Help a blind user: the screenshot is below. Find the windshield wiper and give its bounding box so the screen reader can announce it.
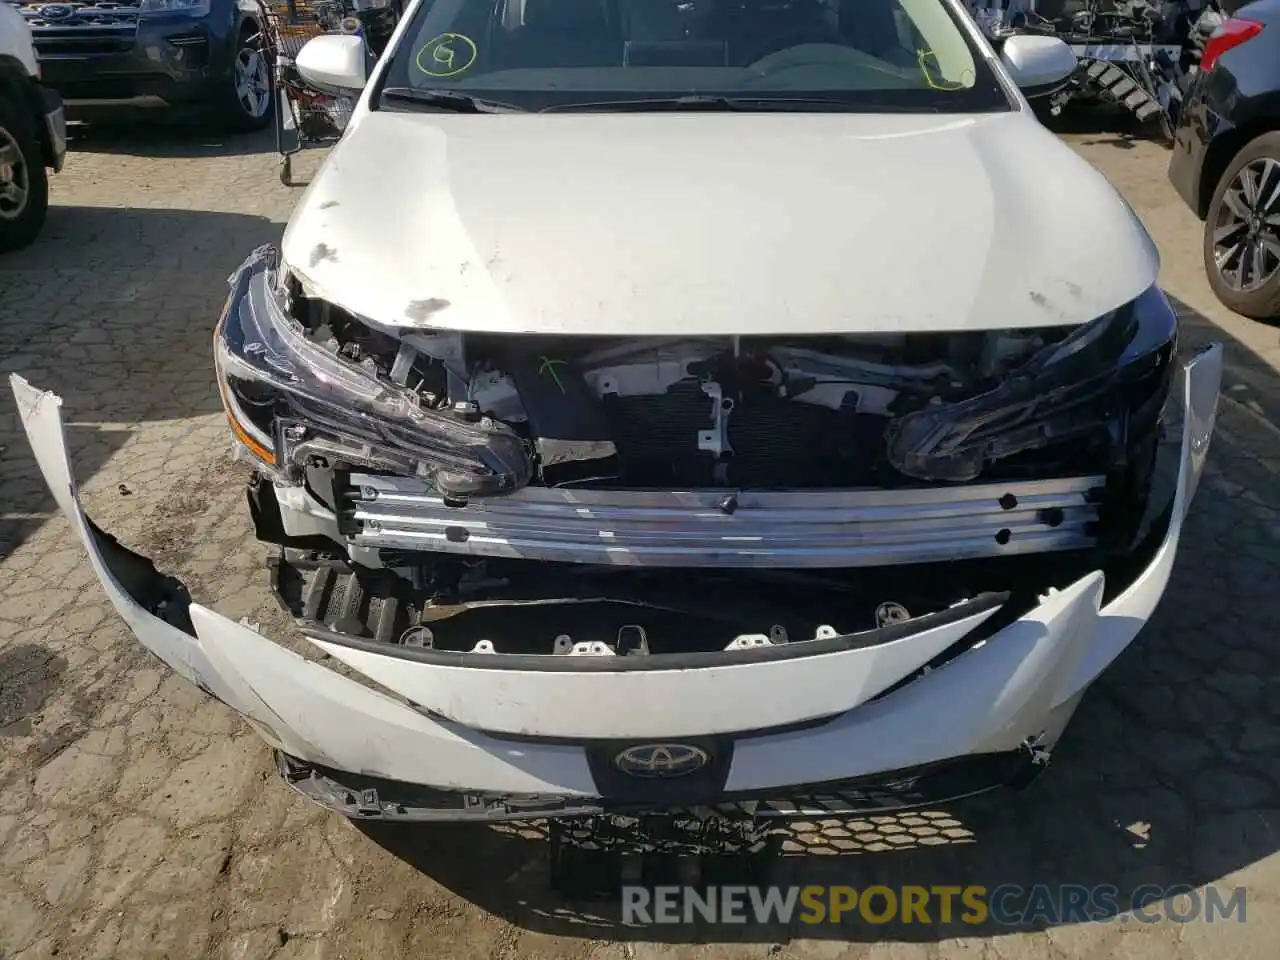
[379,87,526,113]
[540,95,929,113]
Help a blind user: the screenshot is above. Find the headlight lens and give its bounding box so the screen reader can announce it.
[886,284,1178,482]
[138,0,212,15]
[214,246,531,497]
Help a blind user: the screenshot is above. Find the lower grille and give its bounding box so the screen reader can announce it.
[33,27,137,56]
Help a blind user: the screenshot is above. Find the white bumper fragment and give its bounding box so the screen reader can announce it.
[8,344,1221,802]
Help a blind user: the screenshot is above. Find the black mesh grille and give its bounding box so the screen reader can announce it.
[602,381,715,486]
[601,379,886,488]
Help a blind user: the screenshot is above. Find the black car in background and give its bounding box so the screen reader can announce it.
[1168,0,1280,319]
[10,0,271,130]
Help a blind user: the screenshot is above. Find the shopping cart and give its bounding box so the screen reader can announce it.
[255,0,401,185]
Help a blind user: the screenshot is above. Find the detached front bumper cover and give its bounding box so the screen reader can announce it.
[7,343,1221,819]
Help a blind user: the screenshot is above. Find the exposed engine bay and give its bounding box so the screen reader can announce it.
[266,269,1169,493]
[214,247,1179,662]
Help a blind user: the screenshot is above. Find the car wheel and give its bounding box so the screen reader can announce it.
[0,91,50,254]
[1203,131,1280,320]
[218,27,273,133]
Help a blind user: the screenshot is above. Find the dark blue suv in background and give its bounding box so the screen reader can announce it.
[1168,0,1280,320]
[9,0,271,130]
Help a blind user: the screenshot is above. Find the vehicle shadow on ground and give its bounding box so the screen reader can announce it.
[0,204,281,558]
[357,295,1280,945]
[66,118,277,159]
[1042,102,1172,151]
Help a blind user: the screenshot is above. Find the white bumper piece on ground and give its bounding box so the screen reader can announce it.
[9,344,1221,817]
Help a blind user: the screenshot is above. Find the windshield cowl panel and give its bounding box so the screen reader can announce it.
[376,0,1010,115]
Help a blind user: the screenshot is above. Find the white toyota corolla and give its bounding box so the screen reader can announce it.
[15,0,1222,834]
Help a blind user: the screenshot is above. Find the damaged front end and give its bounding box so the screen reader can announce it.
[7,241,1220,824]
[218,244,1184,659]
[10,322,1220,820]
[223,246,1177,505]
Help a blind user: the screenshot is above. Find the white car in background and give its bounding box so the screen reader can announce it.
[15,0,1221,854]
[0,0,65,252]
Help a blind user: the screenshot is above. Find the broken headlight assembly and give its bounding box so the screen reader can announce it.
[213,247,531,497]
[886,284,1179,483]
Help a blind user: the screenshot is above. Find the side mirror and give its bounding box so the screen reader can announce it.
[1000,34,1077,97]
[295,34,367,93]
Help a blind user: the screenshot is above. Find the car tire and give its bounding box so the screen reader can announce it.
[0,90,50,254]
[217,25,274,133]
[1202,131,1280,320]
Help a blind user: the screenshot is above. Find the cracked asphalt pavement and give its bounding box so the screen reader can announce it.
[1,120,1279,959]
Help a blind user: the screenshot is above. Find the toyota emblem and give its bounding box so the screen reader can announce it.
[614,743,709,778]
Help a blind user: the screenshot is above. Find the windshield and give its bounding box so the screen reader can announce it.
[376,0,1010,113]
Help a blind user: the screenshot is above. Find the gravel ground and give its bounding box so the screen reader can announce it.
[1,117,1279,960]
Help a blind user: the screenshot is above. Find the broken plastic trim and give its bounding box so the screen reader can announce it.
[291,591,1009,671]
[216,245,531,496]
[82,516,197,637]
[887,283,1178,481]
[6,345,1223,809]
[276,747,1038,821]
[270,550,856,634]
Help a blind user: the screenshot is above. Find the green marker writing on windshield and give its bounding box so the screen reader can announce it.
[414,33,478,77]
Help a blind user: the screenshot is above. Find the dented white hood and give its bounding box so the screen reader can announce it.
[281,109,1159,337]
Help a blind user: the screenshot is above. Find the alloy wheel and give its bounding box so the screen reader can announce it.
[1211,156,1280,292]
[235,46,271,120]
[0,127,30,222]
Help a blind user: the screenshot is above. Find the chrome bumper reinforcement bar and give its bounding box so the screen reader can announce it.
[343,474,1105,568]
